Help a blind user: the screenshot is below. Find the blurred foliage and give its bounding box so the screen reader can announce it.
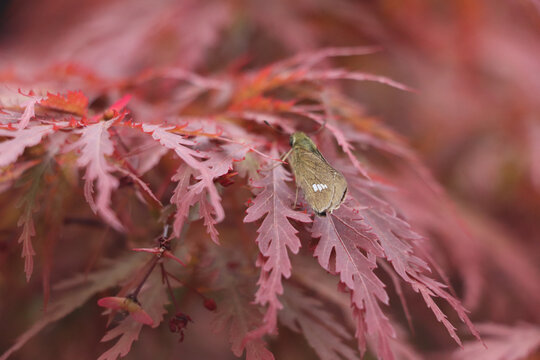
[0,0,539,359]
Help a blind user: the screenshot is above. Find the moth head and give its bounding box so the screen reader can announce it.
[289,132,317,151]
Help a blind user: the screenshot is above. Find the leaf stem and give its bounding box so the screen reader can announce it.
[131,256,159,299]
[160,264,179,311]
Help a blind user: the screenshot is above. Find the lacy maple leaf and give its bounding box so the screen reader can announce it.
[140,123,226,237]
[280,285,361,360]
[311,200,395,358]
[348,176,482,346]
[70,120,123,231]
[0,254,146,360]
[244,148,311,338]
[454,323,540,360]
[0,125,54,168]
[98,271,169,360]
[208,247,275,360]
[39,90,89,116]
[170,142,249,242]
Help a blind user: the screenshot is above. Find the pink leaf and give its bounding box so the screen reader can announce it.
[199,195,220,244]
[140,124,209,167]
[279,285,361,360]
[274,46,382,71]
[17,214,36,282]
[141,124,224,232]
[12,157,52,283]
[0,253,146,360]
[98,272,168,360]
[243,147,311,338]
[348,176,482,346]
[416,275,482,347]
[454,323,540,360]
[0,125,54,168]
[161,68,230,90]
[170,144,249,241]
[130,309,154,326]
[39,90,88,116]
[16,99,38,130]
[0,90,44,128]
[170,164,195,235]
[211,262,275,360]
[229,111,296,134]
[98,318,143,360]
[0,160,39,194]
[303,69,414,92]
[108,94,132,112]
[324,122,369,178]
[97,296,127,311]
[71,120,123,231]
[311,201,395,359]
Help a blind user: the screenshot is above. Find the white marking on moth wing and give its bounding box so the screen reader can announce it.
[312,184,327,192]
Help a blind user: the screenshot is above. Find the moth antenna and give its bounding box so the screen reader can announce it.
[263,120,286,134]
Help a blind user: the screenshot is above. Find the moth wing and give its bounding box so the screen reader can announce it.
[290,148,346,214]
[328,169,347,212]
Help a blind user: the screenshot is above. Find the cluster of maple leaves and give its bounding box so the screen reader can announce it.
[0,48,486,360]
[1,1,540,359]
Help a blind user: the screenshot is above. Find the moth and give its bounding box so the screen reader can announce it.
[287,131,347,216]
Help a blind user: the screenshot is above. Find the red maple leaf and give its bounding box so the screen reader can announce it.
[70,120,123,231]
[312,200,395,358]
[39,90,89,116]
[244,147,311,339]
